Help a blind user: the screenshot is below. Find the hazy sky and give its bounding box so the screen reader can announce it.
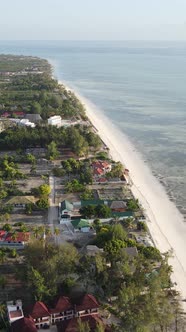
[1,0,186,40]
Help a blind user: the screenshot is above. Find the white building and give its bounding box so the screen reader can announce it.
[7,300,24,324]
[48,115,62,127]
[19,119,35,128]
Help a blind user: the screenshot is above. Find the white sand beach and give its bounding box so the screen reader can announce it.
[61,81,186,303]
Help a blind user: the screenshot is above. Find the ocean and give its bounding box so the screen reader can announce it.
[0,41,186,217]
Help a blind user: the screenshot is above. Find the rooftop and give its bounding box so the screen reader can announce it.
[11,317,37,332]
[57,314,111,332]
[5,232,30,243]
[75,294,99,312]
[86,245,104,256]
[9,310,23,319]
[110,200,127,209]
[25,301,50,319]
[61,200,74,212]
[5,195,38,205]
[71,219,90,229]
[50,296,72,314]
[122,247,138,258]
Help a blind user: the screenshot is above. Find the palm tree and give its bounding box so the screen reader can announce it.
[54,227,60,244]
[11,231,18,242]
[111,216,120,225]
[0,303,6,327]
[38,226,45,239]
[4,213,10,222]
[122,217,134,230]
[45,227,52,237]
[0,250,6,264]
[33,226,40,239]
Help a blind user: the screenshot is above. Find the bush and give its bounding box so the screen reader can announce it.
[14,221,24,226]
[36,198,49,209]
[65,179,85,193]
[9,249,18,258]
[96,151,109,160]
[25,203,33,215]
[2,223,12,232]
[137,221,147,232]
[141,246,161,261]
[52,167,66,177]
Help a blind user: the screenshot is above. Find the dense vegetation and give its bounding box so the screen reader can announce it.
[0,55,184,332]
[0,55,51,73]
[0,57,87,121]
[0,125,101,156]
[13,223,184,332]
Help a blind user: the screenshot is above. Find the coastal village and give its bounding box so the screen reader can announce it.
[0,55,185,332]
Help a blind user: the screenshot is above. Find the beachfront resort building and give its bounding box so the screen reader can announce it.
[25,301,51,329]
[91,160,111,182]
[9,294,108,331]
[48,115,62,127]
[10,317,37,332]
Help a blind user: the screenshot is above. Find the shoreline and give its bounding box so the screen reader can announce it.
[59,80,186,302]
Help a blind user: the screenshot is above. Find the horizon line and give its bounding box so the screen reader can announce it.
[0,39,186,42]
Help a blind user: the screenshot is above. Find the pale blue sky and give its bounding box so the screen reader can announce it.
[1,0,186,40]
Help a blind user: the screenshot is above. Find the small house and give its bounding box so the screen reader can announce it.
[59,200,74,224]
[7,300,24,324]
[92,160,111,181]
[0,232,30,249]
[122,247,138,259]
[71,219,91,233]
[19,119,35,128]
[86,245,104,257]
[109,200,127,212]
[25,114,42,123]
[60,200,74,215]
[48,115,62,127]
[5,196,38,209]
[12,111,25,118]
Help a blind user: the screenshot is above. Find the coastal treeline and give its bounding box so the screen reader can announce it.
[0,125,101,156]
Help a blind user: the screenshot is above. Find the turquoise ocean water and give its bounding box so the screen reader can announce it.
[0,41,185,217]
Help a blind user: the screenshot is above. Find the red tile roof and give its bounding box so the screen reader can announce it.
[97,178,107,183]
[13,111,25,116]
[9,310,22,319]
[101,162,110,168]
[76,294,99,312]
[57,314,111,332]
[11,317,37,332]
[5,232,30,243]
[0,230,6,241]
[26,301,50,319]
[50,296,72,314]
[92,161,110,169]
[1,112,10,117]
[93,168,104,175]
